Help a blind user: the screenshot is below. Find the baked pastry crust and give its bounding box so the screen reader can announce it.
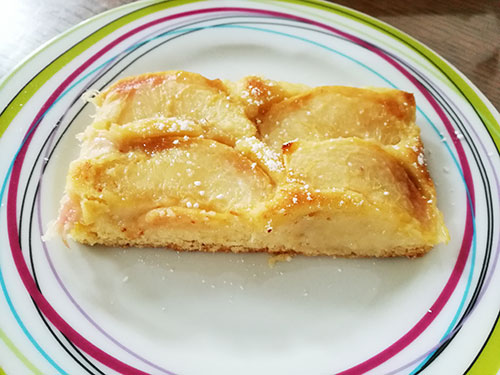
[49,71,449,257]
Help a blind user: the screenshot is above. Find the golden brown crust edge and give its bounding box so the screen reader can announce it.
[74,237,431,259]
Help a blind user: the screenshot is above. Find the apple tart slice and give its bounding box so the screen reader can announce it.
[49,71,449,257]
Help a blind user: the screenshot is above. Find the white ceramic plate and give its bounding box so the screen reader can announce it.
[1,1,499,374]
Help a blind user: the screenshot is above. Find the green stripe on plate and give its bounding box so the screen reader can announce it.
[467,317,500,375]
[0,366,7,375]
[0,0,498,372]
[0,327,42,375]
[284,1,500,371]
[0,0,202,138]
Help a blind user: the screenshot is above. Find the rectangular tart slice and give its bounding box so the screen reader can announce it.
[49,71,449,257]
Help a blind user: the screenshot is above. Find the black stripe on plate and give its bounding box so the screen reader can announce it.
[19,13,280,375]
[15,12,497,375]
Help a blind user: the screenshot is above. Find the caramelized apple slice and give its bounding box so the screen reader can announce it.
[282,138,448,239]
[259,86,416,150]
[91,71,256,145]
[67,137,274,218]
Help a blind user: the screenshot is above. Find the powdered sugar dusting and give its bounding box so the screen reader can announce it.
[236,136,284,172]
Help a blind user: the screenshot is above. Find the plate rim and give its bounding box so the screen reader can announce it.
[0,1,499,374]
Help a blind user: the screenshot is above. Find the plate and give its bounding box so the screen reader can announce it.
[1,1,499,374]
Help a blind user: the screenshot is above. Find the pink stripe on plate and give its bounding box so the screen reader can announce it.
[6,6,475,375]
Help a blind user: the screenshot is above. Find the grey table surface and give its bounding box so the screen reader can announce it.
[0,0,499,109]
